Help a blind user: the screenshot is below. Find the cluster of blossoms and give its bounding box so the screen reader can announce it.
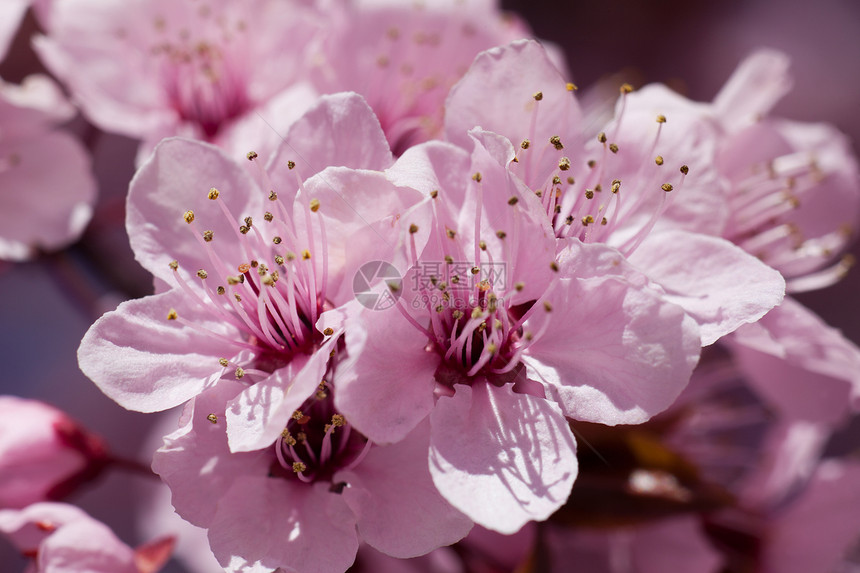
[3,1,860,572]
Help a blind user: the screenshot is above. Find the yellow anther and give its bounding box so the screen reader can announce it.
[287,160,296,169]
[550,135,564,150]
[292,462,307,473]
[558,157,571,171]
[543,301,553,312]
[409,223,419,234]
[235,367,245,379]
[169,260,178,270]
[620,83,634,94]
[566,82,578,91]
[655,155,664,166]
[661,183,674,192]
[207,414,218,424]
[521,139,531,150]
[309,198,320,212]
[680,165,689,175]
[207,188,220,200]
[196,269,208,279]
[472,172,482,182]
[323,327,334,336]
[508,196,519,206]
[496,230,507,239]
[609,143,619,153]
[533,91,543,101]
[597,132,607,143]
[183,210,195,224]
[167,309,178,320]
[656,114,667,123]
[246,151,258,161]
[302,250,311,260]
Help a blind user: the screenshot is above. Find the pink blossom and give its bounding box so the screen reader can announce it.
[330,126,702,534]
[34,0,322,160]
[77,93,410,449]
[444,40,786,346]
[0,502,174,573]
[312,0,530,153]
[152,379,471,572]
[0,75,96,260]
[0,396,108,509]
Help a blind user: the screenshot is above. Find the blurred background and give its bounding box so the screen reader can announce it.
[1,0,859,570]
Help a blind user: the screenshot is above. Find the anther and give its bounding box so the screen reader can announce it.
[445,255,454,264]
[167,309,178,320]
[609,143,619,153]
[597,132,607,143]
[478,240,487,251]
[521,139,531,150]
[169,260,178,271]
[655,155,664,166]
[533,91,543,101]
[515,282,524,291]
[550,261,559,272]
[409,223,419,234]
[272,236,282,245]
[558,157,571,171]
[183,211,195,224]
[552,176,561,185]
[246,151,258,161]
[238,263,251,273]
[446,228,456,239]
[566,82,578,91]
[582,215,595,226]
[197,269,208,279]
[287,160,296,170]
[452,310,464,320]
[331,414,345,427]
[611,179,621,193]
[550,135,564,150]
[543,301,553,312]
[620,83,634,94]
[292,462,307,474]
[496,230,507,239]
[471,307,483,319]
[203,230,214,242]
[565,215,574,225]
[235,367,245,379]
[309,198,320,212]
[661,183,674,192]
[216,286,225,295]
[585,190,594,199]
[302,250,311,260]
[472,172,482,182]
[587,160,597,168]
[269,190,278,201]
[680,165,689,175]
[239,226,249,234]
[208,188,220,200]
[601,217,608,225]
[219,358,229,367]
[430,190,439,199]
[323,327,334,336]
[508,196,519,206]
[567,176,575,185]
[656,115,667,123]
[207,414,218,424]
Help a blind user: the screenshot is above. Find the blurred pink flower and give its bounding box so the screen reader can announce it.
[34,0,322,160]
[312,0,530,153]
[153,379,471,572]
[0,75,96,260]
[0,396,108,509]
[0,502,174,573]
[0,0,28,61]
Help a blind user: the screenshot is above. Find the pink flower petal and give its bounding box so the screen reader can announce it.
[78,290,239,412]
[429,383,577,534]
[336,419,472,558]
[127,137,264,284]
[713,49,793,131]
[628,230,786,345]
[334,306,438,444]
[0,131,95,261]
[524,274,700,425]
[226,337,337,452]
[208,477,358,573]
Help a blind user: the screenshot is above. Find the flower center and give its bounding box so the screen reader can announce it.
[511,87,689,257]
[150,16,251,139]
[167,155,328,378]
[272,379,371,485]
